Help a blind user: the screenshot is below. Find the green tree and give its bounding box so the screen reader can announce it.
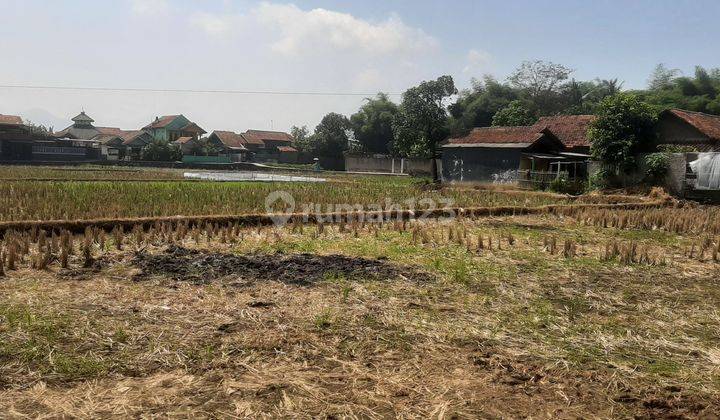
[393,75,457,181]
[647,63,681,91]
[448,76,519,132]
[141,139,183,161]
[188,137,222,156]
[290,125,313,153]
[312,113,352,158]
[491,100,535,126]
[350,93,398,154]
[23,120,53,136]
[638,64,720,114]
[508,60,573,114]
[589,93,658,176]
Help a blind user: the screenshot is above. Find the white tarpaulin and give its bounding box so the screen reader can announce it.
[689,153,720,190]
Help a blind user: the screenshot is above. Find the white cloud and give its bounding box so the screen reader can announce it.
[191,2,438,58]
[130,0,169,16]
[463,49,494,74]
[190,12,241,36]
[255,3,437,56]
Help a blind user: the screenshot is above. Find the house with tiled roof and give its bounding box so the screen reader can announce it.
[533,115,596,154]
[0,112,108,162]
[207,129,298,163]
[657,109,720,152]
[441,115,595,183]
[143,115,206,143]
[207,131,249,161]
[53,111,152,160]
[241,129,297,163]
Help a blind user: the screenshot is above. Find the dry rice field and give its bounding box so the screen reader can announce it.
[0,166,719,418]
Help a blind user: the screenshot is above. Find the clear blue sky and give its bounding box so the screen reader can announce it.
[0,0,718,132]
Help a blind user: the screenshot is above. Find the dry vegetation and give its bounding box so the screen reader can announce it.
[0,176,586,222]
[1,207,719,418]
[1,166,719,417]
[0,165,185,181]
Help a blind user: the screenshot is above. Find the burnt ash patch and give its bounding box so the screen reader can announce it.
[132,246,433,286]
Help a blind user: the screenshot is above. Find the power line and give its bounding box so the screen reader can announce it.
[0,84,403,97]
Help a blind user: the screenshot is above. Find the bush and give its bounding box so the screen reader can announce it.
[589,94,657,175]
[587,167,612,190]
[547,177,586,195]
[644,152,670,183]
[141,140,183,162]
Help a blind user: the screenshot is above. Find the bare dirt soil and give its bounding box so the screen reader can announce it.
[132,245,434,286]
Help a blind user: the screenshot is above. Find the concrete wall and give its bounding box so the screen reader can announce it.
[344,155,433,175]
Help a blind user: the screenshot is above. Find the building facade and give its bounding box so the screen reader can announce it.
[143,115,206,143]
[441,115,595,183]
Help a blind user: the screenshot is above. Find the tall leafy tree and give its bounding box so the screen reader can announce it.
[508,60,573,114]
[647,63,681,91]
[638,64,720,114]
[393,75,457,181]
[589,93,658,176]
[448,76,518,133]
[350,93,398,154]
[312,113,352,158]
[290,125,313,153]
[491,100,535,126]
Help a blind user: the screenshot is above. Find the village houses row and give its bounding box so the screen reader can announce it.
[0,111,298,164]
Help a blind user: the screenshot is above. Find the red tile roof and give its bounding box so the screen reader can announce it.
[533,115,595,148]
[174,136,194,144]
[237,132,266,146]
[0,114,23,126]
[243,129,293,144]
[181,122,206,135]
[666,109,720,141]
[96,126,124,136]
[144,115,181,129]
[211,131,248,149]
[119,130,150,146]
[445,126,543,146]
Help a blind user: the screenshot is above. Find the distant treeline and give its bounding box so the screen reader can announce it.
[292,61,720,160]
